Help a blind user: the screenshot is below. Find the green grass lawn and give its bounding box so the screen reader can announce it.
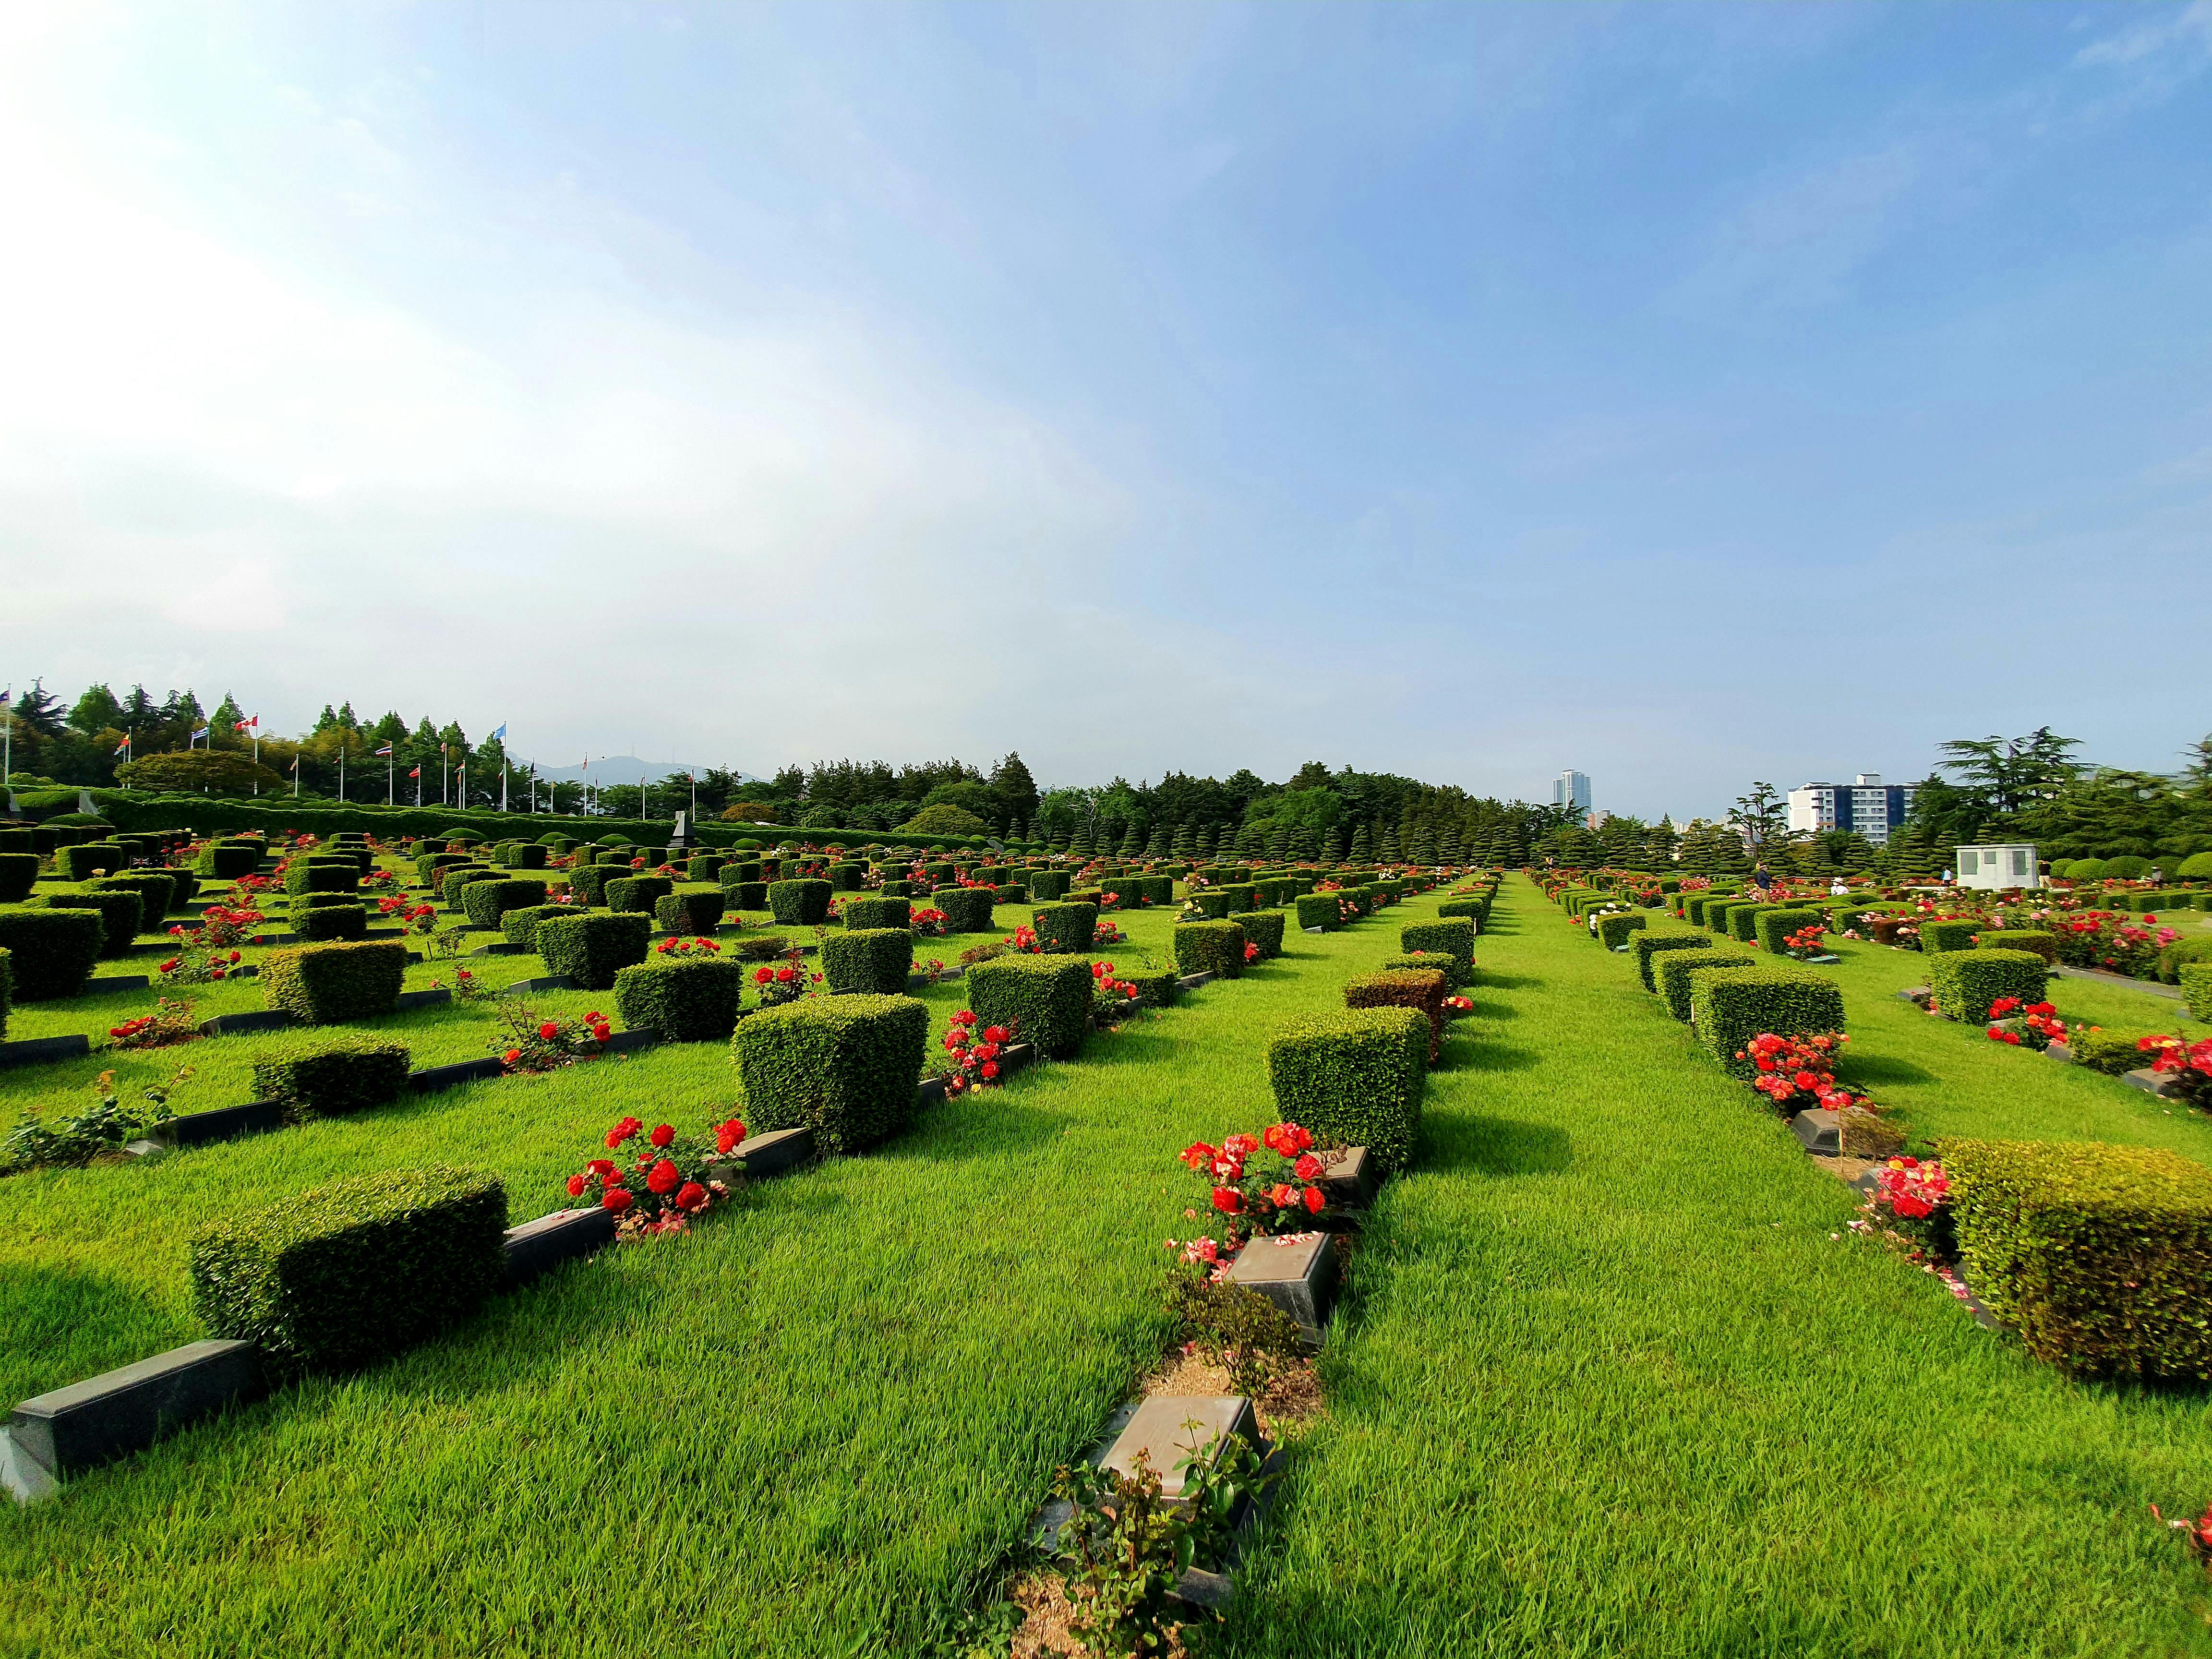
[0,873,1437,1657]
[1221,877,2212,1658]
[10,866,2212,1656]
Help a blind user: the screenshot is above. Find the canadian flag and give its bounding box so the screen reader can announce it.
[409,767,421,779]
[234,716,258,731]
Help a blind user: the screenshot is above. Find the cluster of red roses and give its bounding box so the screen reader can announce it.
[910,906,950,937]
[1736,1032,1857,1112]
[1005,923,1041,954]
[655,935,721,957]
[1985,997,2066,1049]
[376,895,438,935]
[499,1009,612,1071]
[940,1009,1014,1095]
[566,1114,745,1231]
[751,955,817,1006]
[169,903,263,948]
[1090,960,1140,1008]
[1179,1122,1330,1243]
[107,998,198,1049]
[1781,922,1826,958]
[2140,1034,2212,1110]
[157,945,243,984]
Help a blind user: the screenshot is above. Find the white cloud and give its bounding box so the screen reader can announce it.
[2074,0,2212,69]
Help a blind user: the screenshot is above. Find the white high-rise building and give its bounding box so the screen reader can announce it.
[1552,770,1591,817]
[1785,773,1920,846]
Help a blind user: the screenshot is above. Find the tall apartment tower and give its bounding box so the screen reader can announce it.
[1785,773,1920,846]
[1552,770,1592,817]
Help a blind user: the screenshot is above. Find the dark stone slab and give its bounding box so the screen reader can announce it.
[501,1207,616,1290]
[1176,972,1215,990]
[0,1034,92,1070]
[703,1124,816,1182]
[198,1010,295,1037]
[392,988,451,1012]
[2053,964,2182,999]
[1315,1146,1375,1209]
[8,1339,265,1479]
[1790,1108,1840,1156]
[86,976,152,993]
[599,1029,658,1055]
[1222,1232,1335,1342]
[409,1057,505,1094]
[501,975,575,995]
[248,933,300,946]
[2044,1042,2072,1063]
[2125,1067,2179,1099]
[469,941,530,957]
[1897,986,1930,1003]
[163,1099,288,1147]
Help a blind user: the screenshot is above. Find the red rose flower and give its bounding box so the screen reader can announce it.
[567,1174,588,1197]
[587,1159,617,1179]
[716,1119,745,1155]
[1303,1185,1326,1213]
[1294,1153,1322,1181]
[646,1158,680,1195]
[505,1047,523,1065]
[650,1123,675,1148]
[1210,1186,1242,1214]
[1180,1141,1216,1170]
[539,1021,560,1041]
[602,1187,634,1214]
[981,1059,998,1079]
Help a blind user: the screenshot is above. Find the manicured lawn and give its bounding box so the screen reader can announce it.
[0,878,1442,1656]
[1223,877,2212,1657]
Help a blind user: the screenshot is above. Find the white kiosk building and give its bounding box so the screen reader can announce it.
[1954,844,2041,891]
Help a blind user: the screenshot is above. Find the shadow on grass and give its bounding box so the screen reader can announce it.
[1848,1055,1941,1088]
[1423,1112,1573,1176]
[1473,971,1545,993]
[1439,1039,1542,1074]
[0,1262,190,1399]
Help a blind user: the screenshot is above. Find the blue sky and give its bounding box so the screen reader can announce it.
[0,2,2206,821]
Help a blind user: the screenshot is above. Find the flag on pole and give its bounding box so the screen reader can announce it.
[114,736,130,756]
[489,723,507,743]
[374,744,394,757]
[0,688,11,708]
[290,756,300,771]
[409,766,421,779]
[192,726,209,743]
[234,716,258,731]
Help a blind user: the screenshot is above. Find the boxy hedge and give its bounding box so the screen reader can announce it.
[0,910,105,1001]
[261,940,409,1023]
[189,1165,507,1375]
[1927,948,2049,1024]
[294,903,369,942]
[1634,932,1712,993]
[1690,966,1846,1078]
[1295,893,1341,932]
[613,956,746,1041]
[1232,910,1286,961]
[822,927,917,996]
[1266,1008,1428,1173]
[47,889,143,957]
[606,875,674,916]
[1945,1138,2212,1379]
[537,912,655,991]
[966,955,1094,1059]
[842,895,912,933]
[768,879,833,926]
[461,878,550,931]
[1920,919,1984,956]
[1596,912,1647,950]
[1174,920,1246,979]
[1033,902,1098,954]
[934,887,997,934]
[1399,919,1475,984]
[502,903,572,950]
[252,1036,412,1122]
[1752,908,1825,955]
[1656,950,1761,1023]
[654,887,727,937]
[1346,968,1447,1060]
[729,994,929,1155]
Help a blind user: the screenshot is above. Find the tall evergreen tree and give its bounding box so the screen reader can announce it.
[69,684,123,734]
[1350,821,1373,863]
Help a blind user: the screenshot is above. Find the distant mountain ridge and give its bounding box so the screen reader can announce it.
[530,757,752,784]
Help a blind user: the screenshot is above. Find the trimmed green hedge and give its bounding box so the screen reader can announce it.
[495,842,549,870]
[1725,903,1781,943]
[195,843,262,879]
[0,854,39,905]
[502,903,572,949]
[842,895,913,932]
[1633,932,1713,993]
[439,865,495,907]
[1749,907,1823,954]
[1295,893,1341,932]
[1232,910,1286,961]
[1399,919,1475,984]
[1266,1008,1428,1173]
[730,994,929,1155]
[934,887,996,934]
[48,888,143,957]
[1657,950,1760,1023]
[1032,902,1098,954]
[768,879,833,926]
[285,856,360,898]
[56,843,133,880]
[1920,919,1984,956]
[653,887,727,936]
[1690,967,1846,1077]
[685,854,727,884]
[822,927,917,996]
[1346,968,1446,1060]
[1597,912,1647,950]
[966,955,1094,1059]
[1928,948,2049,1023]
[261,940,408,1022]
[189,1165,506,1375]
[2069,1025,2170,1076]
[1174,920,1246,979]
[537,912,655,990]
[605,874,674,915]
[252,1036,411,1122]
[1436,897,1486,928]
[92,870,179,919]
[461,878,549,931]
[725,880,769,911]
[828,861,866,893]
[1945,1139,2212,1379]
[1968,928,2059,966]
[1028,870,1072,902]
[2181,963,2212,1022]
[293,903,368,942]
[1116,964,1179,1009]
[0,909,104,1001]
[613,955,746,1040]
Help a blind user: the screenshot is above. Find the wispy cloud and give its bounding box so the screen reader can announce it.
[1676,141,1923,312]
[2074,0,2212,70]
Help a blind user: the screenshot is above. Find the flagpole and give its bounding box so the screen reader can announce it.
[387,749,395,806]
[338,743,345,804]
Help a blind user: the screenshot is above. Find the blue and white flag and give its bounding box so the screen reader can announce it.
[0,688,11,708]
[489,723,507,742]
[192,726,209,743]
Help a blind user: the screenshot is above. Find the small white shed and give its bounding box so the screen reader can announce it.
[1954,844,2040,891]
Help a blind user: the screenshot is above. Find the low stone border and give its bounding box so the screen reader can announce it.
[0,1035,92,1070]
